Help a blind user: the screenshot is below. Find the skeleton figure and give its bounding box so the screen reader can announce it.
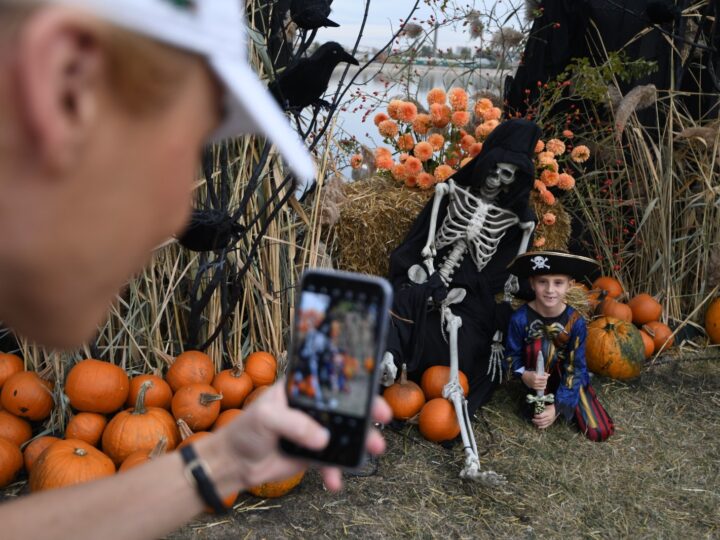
[381,119,542,482]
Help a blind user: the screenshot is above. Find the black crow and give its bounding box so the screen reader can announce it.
[290,0,338,29]
[269,41,359,111]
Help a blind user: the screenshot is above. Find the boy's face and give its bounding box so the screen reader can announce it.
[529,274,573,311]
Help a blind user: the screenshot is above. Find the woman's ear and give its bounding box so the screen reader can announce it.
[15,7,104,172]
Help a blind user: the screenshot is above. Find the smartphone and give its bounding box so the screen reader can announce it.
[280,269,392,468]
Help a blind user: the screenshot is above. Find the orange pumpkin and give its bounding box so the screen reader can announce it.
[599,298,633,322]
[418,398,460,443]
[243,386,269,409]
[29,439,115,492]
[0,409,32,446]
[0,371,54,421]
[248,469,306,498]
[171,383,222,431]
[212,368,253,410]
[0,353,23,390]
[628,293,662,325]
[642,321,674,353]
[383,363,425,420]
[118,436,168,472]
[0,437,23,488]
[66,412,108,447]
[166,350,215,393]
[704,297,720,344]
[639,329,655,359]
[176,418,211,449]
[592,276,624,299]
[212,409,243,431]
[65,359,129,414]
[420,366,469,400]
[244,352,277,387]
[23,435,60,473]
[102,381,179,466]
[126,374,172,410]
[586,316,644,379]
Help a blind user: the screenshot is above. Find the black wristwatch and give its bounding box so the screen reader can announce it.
[179,444,229,514]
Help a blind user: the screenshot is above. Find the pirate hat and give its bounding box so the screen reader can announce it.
[507,251,599,282]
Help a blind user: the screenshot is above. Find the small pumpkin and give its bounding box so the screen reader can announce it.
[0,437,23,488]
[0,371,54,421]
[642,321,674,353]
[166,350,215,393]
[212,409,243,431]
[242,385,269,409]
[65,359,129,414]
[704,297,720,344]
[66,412,108,447]
[23,435,60,473]
[628,293,662,325]
[244,352,277,387]
[383,363,425,420]
[0,409,32,446]
[126,374,172,410]
[599,298,633,323]
[0,353,23,390]
[586,316,644,379]
[119,436,168,472]
[247,469,306,498]
[102,381,179,466]
[639,329,655,359]
[420,366,469,400]
[171,383,223,431]
[592,276,624,299]
[418,398,460,443]
[212,368,253,410]
[176,418,211,449]
[29,439,115,492]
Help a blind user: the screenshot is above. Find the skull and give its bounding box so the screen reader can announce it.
[479,162,518,201]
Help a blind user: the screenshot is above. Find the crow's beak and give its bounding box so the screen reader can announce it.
[342,51,360,65]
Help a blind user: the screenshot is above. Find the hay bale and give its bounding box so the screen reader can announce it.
[531,191,571,251]
[334,176,433,276]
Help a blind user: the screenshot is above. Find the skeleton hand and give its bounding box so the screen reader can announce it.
[379,352,398,386]
[503,274,519,302]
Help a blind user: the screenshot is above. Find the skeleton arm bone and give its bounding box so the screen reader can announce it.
[421,182,451,273]
[516,220,536,256]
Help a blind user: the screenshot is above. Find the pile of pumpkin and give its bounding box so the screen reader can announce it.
[0,350,304,504]
[383,364,470,443]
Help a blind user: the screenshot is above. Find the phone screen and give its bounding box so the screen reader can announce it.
[282,270,391,467]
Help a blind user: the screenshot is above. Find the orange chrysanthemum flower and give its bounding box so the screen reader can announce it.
[414,141,433,161]
[434,164,455,182]
[427,88,447,106]
[391,163,409,182]
[571,145,591,163]
[538,152,559,172]
[375,154,394,170]
[387,99,404,120]
[534,179,547,192]
[469,142,483,157]
[448,87,469,111]
[533,236,546,248]
[545,138,566,156]
[557,173,576,190]
[430,103,451,128]
[398,133,415,151]
[428,133,445,151]
[405,175,418,188]
[451,111,470,127]
[405,156,423,176]
[399,153,409,163]
[542,212,557,226]
[540,169,559,187]
[540,189,556,205]
[562,129,574,139]
[475,120,499,139]
[399,101,418,123]
[350,154,363,169]
[482,107,502,122]
[473,98,493,116]
[378,119,399,138]
[375,146,391,158]
[534,139,545,153]
[373,112,389,126]
[416,172,436,190]
[460,134,476,152]
[412,113,432,135]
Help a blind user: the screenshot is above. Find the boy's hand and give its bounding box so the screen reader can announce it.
[532,404,557,429]
[521,370,549,392]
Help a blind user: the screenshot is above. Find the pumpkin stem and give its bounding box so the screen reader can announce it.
[149,436,168,459]
[231,365,243,378]
[132,380,153,415]
[73,448,88,457]
[399,363,408,385]
[177,419,194,441]
[642,324,656,337]
[199,392,223,407]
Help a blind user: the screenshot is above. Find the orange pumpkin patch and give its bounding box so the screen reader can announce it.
[212,368,253,410]
[127,375,172,410]
[66,412,108,447]
[30,439,115,492]
[420,366,469,400]
[0,409,32,446]
[171,383,222,431]
[592,276,624,299]
[418,398,460,442]
[642,321,674,353]
[244,352,277,387]
[383,363,425,420]
[586,316,644,379]
[65,359,129,414]
[23,435,60,473]
[166,350,215,393]
[1,371,54,421]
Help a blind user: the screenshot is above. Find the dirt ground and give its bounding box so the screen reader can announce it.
[166,354,720,540]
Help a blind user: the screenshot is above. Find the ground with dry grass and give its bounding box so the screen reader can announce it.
[169,354,719,539]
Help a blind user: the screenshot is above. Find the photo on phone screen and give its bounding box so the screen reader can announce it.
[281,270,391,468]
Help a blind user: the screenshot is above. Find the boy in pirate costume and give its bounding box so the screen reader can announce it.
[505,251,614,442]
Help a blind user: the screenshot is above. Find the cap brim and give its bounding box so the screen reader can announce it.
[210,57,316,184]
[507,251,599,282]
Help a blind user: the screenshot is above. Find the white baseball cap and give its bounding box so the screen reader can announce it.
[43,0,316,182]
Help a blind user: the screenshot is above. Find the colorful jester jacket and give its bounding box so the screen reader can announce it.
[505,304,590,420]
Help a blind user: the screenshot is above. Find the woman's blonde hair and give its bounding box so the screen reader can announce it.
[0,0,204,116]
